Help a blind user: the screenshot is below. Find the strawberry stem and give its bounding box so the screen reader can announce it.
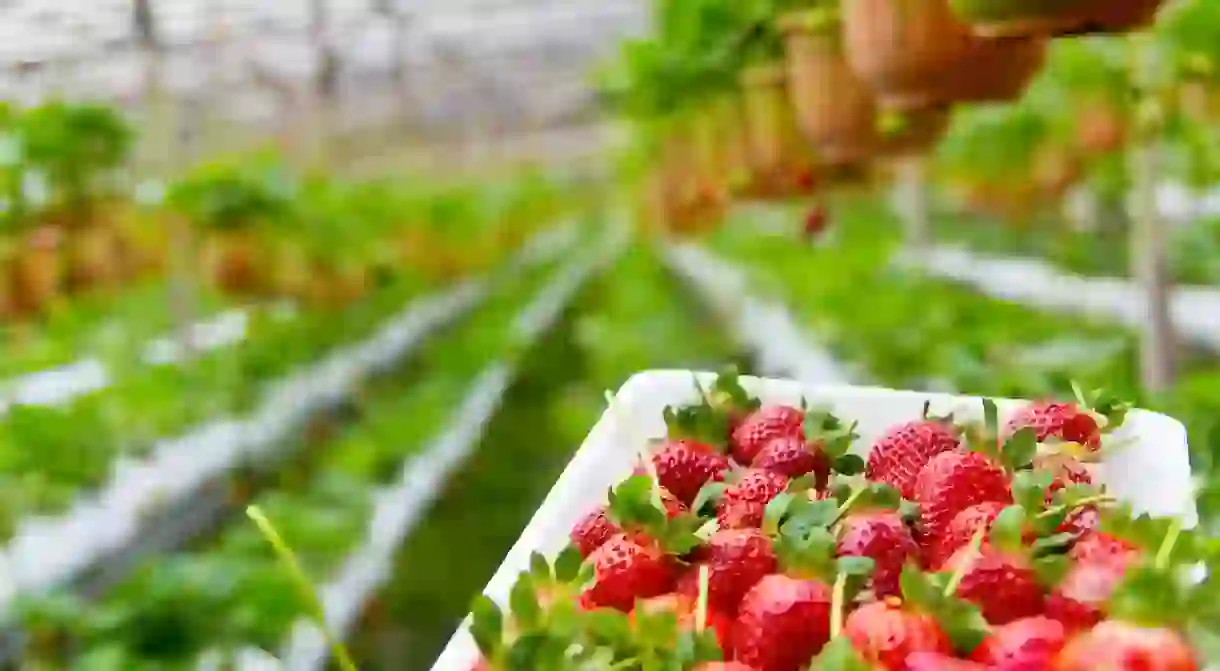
[943,526,987,598]
[831,485,868,526]
[1037,494,1117,519]
[247,505,359,671]
[1155,518,1183,571]
[830,572,847,639]
[695,565,711,634]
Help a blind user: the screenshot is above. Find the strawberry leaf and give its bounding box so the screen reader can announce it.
[763,492,798,535]
[938,598,991,655]
[1001,428,1038,470]
[990,505,1027,553]
[674,628,725,665]
[529,552,552,582]
[470,595,504,656]
[982,398,999,438]
[812,636,875,670]
[899,564,941,611]
[778,497,840,540]
[691,482,729,515]
[1032,555,1072,590]
[510,573,543,630]
[832,454,866,476]
[1013,470,1054,512]
[554,546,583,583]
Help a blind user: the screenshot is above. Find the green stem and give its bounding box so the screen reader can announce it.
[1037,494,1117,520]
[1155,518,1183,571]
[943,526,986,598]
[830,572,847,639]
[832,485,868,525]
[695,565,711,634]
[247,505,360,671]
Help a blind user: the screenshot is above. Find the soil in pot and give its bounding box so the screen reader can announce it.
[780,12,879,165]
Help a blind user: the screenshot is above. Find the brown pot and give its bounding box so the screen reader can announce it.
[64,226,121,291]
[951,0,1163,38]
[948,36,1046,104]
[201,230,263,295]
[879,106,952,157]
[10,228,63,315]
[780,13,879,165]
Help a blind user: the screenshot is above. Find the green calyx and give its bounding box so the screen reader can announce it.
[663,404,730,449]
[968,399,1037,471]
[764,495,874,589]
[470,548,597,669]
[1070,380,1132,434]
[608,476,706,555]
[804,409,863,475]
[897,564,991,656]
[703,366,761,417]
[810,636,878,671]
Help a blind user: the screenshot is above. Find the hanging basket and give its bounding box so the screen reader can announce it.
[780,12,879,166]
[946,35,1046,104]
[948,0,1164,38]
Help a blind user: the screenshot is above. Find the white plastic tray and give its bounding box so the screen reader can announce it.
[431,370,1197,671]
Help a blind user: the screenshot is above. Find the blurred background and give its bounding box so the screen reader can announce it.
[1,0,1220,668]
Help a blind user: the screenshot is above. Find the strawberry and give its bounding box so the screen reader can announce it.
[679,528,777,615]
[651,439,731,506]
[733,574,833,671]
[570,486,688,558]
[1044,555,1134,632]
[901,653,985,670]
[914,451,1012,544]
[969,616,1065,668]
[753,409,859,486]
[1055,620,1197,671]
[717,469,790,530]
[830,483,918,599]
[940,540,1045,625]
[1070,530,1138,564]
[866,403,962,499]
[583,533,677,611]
[694,663,759,671]
[1003,387,1129,458]
[730,405,804,465]
[843,599,951,670]
[931,502,1007,571]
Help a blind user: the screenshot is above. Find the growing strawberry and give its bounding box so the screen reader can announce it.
[866,402,962,499]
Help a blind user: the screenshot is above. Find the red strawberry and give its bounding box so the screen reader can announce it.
[730,405,803,465]
[680,528,777,615]
[837,510,919,598]
[867,412,961,499]
[694,663,758,671]
[652,439,731,506]
[717,469,790,530]
[1045,554,1136,632]
[631,593,733,654]
[969,616,1065,668]
[1055,620,1198,671]
[1004,401,1101,451]
[753,435,830,483]
[902,653,985,670]
[582,533,675,611]
[914,451,1012,543]
[940,542,1045,625]
[571,487,687,558]
[931,502,1008,570]
[843,598,951,670]
[732,573,833,671]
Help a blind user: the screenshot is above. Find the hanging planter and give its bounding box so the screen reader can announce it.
[948,0,1164,39]
[10,226,62,315]
[779,10,879,166]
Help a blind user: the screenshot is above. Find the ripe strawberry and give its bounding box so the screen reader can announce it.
[730,405,804,465]
[652,439,731,506]
[1045,554,1136,632]
[837,510,919,598]
[694,663,758,671]
[732,573,833,671]
[631,593,734,654]
[902,653,985,670]
[583,533,676,611]
[914,451,1012,543]
[717,469,790,530]
[572,485,688,557]
[940,542,1044,625]
[1070,530,1139,564]
[843,599,951,670]
[1055,620,1198,671]
[752,435,829,483]
[1005,400,1102,450]
[866,409,962,499]
[679,528,777,615]
[931,502,1007,570]
[969,616,1065,668]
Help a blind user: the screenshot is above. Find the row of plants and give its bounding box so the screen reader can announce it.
[10,243,582,669]
[348,244,752,670]
[705,197,1220,521]
[0,192,579,543]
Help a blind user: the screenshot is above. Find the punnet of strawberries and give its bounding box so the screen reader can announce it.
[466,371,1220,670]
